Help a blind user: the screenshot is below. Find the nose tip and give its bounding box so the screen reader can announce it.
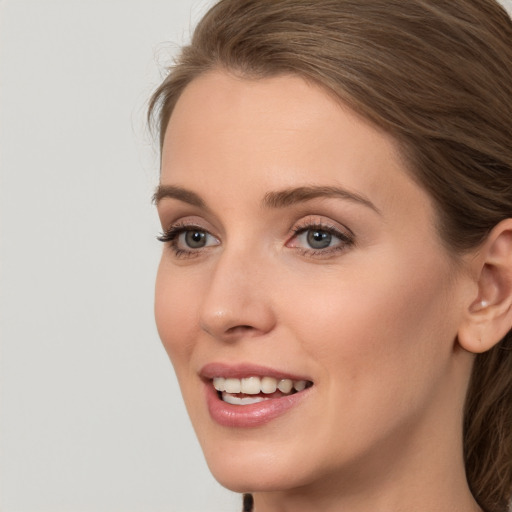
[200,301,276,341]
[198,259,276,342]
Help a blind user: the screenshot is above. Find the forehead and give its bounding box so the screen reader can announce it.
[163,71,393,155]
[161,71,435,229]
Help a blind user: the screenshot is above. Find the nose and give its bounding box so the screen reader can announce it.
[199,247,276,342]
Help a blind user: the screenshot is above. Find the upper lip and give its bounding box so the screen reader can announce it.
[200,362,312,382]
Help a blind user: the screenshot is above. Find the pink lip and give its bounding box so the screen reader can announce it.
[200,362,313,428]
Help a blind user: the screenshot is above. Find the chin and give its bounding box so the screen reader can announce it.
[203,444,316,493]
[181,370,324,492]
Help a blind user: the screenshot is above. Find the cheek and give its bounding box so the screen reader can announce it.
[272,254,459,467]
[284,251,456,402]
[154,259,198,371]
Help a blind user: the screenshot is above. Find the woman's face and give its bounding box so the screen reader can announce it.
[155,71,473,494]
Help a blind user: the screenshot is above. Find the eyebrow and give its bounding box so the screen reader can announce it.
[153,185,207,208]
[153,184,380,214]
[263,186,381,214]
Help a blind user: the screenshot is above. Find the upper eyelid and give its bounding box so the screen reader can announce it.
[160,216,218,234]
[156,202,222,233]
[290,217,355,237]
[160,223,219,242]
[290,224,353,243]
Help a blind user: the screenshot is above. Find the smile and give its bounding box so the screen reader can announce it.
[213,376,312,405]
[201,363,314,427]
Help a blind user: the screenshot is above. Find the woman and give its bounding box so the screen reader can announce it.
[149,1,512,511]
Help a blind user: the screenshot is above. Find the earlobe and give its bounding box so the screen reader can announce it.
[471,299,489,311]
[458,219,512,354]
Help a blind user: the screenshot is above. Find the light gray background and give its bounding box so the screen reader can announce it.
[1,1,511,511]
[0,1,235,511]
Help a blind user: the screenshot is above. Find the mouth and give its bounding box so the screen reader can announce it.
[212,376,313,405]
[200,363,314,427]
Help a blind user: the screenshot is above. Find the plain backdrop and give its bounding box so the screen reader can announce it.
[1,1,511,511]
[0,1,236,511]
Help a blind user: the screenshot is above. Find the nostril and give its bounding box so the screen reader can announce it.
[226,325,255,334]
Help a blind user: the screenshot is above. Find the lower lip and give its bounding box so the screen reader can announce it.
[205,382,311,428]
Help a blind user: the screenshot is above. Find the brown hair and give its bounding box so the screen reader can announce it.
[148,1,512,510]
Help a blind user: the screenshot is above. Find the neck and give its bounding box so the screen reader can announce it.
[251,398,481,512]
[252,468,481,512]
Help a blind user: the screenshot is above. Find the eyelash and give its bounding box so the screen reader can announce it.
[289,221,354,257]
[157,221,355,259]
[157,223,216,259]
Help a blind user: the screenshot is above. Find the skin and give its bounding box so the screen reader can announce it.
[154,71,484,512]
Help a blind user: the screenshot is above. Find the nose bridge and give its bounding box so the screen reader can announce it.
[199,242,276,340]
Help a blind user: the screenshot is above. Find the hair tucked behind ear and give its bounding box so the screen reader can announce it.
[148,1,512,510]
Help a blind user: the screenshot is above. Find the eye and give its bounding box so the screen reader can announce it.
[303,229,335,249]
[157,224,220,258]
[180,230,210,249]
[287,221,354,256]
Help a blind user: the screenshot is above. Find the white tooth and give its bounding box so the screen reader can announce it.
[277,379,293,393]
[224,378,241,394]
[222,392,270,405]
[213,377,225,392]
[293,380,307,392]
[261,376,277,394]
[241,376,261,394]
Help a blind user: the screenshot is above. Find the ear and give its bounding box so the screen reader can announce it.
[458,219,512,354]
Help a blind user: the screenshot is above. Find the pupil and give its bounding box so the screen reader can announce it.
[185,230,206,248]
[307,230,331,249]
